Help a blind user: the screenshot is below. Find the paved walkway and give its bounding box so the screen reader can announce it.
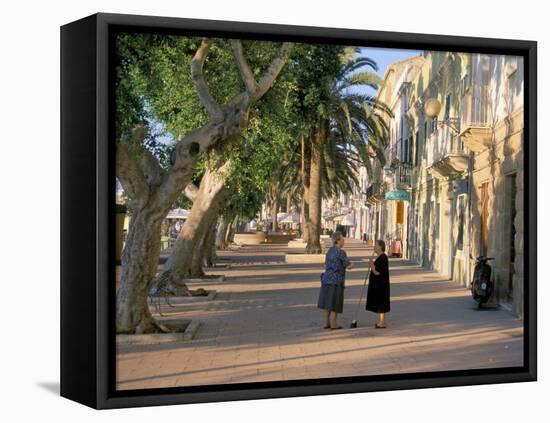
[116,239,523,390]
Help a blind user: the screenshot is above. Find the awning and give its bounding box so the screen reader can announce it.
[335,212,355,226]
[385,189,409,201]
[279,212,300,224]
[166,208,189,219]
[265,212,294,223]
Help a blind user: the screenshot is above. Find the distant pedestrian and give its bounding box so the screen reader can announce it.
[366,240,390,328]
[362,233,367,244]
[318,231,353,329]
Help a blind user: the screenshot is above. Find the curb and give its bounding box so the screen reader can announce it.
[183,320,202,341]
[116,318,195,345]
[148,290,218,302]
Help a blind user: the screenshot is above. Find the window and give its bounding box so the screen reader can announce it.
[423,121,428,159]
[435,202,440,241]
[505,57,518,79]
[457,195,465,250]
[415,210,419,249]
[414,130,420,166]
[431,116,438,132]
[507,174,517,301]
[460,73,470,97]
[444,92,452,120]
[480,182,489,256]
[402,137,410,163]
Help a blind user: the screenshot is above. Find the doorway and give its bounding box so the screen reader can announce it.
[480,182,489,256]
[505,174,517,303]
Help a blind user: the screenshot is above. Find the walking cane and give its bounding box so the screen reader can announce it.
[350,267,371,328]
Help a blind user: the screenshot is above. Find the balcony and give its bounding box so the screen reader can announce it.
[459,84,493,152]
[366,182,384,203]
[426,124,468,179]
[391,163,412,189]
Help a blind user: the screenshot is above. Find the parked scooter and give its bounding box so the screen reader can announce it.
[471,256,494,308]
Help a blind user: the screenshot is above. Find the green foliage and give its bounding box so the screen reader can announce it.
[274,46,391,204]
[114,31,391,222]
[218,79,300,219]
[289,44,345,126]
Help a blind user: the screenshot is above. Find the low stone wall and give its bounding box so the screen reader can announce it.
[233,232,266,245]
[287,239,307,249]
[265,233,295,244]
[285,253,326,264]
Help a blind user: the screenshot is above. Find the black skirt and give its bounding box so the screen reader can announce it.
[317,283,345,313]
[366,254,391,313]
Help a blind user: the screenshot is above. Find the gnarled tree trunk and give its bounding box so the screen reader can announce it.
[115,40,293,333]
[189,212,218,277]
[226,215,238,244]
[151,161,233,295]
[116,207,165,333]
[216,217,230,250]
[202,222,218,267]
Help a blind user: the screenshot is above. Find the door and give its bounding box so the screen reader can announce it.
[506,174,517,303]
[443,198,453,279]
[480,182,489,256]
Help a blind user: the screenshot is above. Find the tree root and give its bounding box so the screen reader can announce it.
[135,318,171,334]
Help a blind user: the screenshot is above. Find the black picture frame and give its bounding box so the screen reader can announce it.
[60,12,537,409]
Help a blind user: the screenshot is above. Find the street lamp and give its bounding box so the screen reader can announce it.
[424,97,460,134]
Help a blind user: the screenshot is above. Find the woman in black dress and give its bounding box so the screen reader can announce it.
[366,240,390,328]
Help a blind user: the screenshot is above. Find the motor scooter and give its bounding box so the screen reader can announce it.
[471,256,494,308]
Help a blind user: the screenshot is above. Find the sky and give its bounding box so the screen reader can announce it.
[357,47,423,96]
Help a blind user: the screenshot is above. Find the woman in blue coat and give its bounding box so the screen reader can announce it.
[318,231,353,329]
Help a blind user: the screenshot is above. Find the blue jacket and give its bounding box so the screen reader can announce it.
[320,246,350,286]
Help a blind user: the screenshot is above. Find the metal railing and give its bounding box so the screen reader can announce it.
[394,165,412,187]
[425,124,465,167]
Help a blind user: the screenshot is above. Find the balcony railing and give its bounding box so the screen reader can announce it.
[460,84,493,152]
[425,124,468,179]
[426,124,465,168]
[394,165,412,187]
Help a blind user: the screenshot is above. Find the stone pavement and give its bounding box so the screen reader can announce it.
[116,239,523,390]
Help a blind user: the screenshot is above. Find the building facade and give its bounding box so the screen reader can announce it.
[366,56,425,254]
[367,51,524,317]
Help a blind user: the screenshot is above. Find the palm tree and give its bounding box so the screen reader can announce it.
[303,51,392,253]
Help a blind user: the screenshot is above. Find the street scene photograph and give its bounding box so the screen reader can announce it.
[114,31,525,390]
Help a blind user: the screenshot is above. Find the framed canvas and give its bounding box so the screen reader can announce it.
[60,12,537,409]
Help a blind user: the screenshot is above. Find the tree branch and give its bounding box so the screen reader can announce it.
[139,148,164,188]
[190,39,223,120]
[116,143,150,206]
[253,42,294,101]
[231,40,258,94]
[116,123,165,208]
[184,183,199,202]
